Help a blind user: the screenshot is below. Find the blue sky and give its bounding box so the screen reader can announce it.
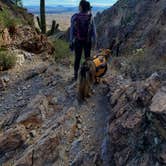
[23,0,117,7]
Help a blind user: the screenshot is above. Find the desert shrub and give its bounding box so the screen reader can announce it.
[0,8,21,30]
[110,48,166,80]
[53,39,74,65]
[0,50,17,70]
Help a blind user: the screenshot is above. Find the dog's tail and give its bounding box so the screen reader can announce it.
[80,65,88,79]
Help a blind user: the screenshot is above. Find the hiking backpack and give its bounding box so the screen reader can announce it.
[74,13,92,41]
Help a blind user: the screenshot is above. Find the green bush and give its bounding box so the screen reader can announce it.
[53,39,74,65]
[0,8,21,29]
[0,51,17,70]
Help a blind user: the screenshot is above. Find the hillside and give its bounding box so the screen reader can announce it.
[0,0,34,27]
[95,0,166,79]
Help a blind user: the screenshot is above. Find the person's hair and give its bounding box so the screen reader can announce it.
[79,0,91,13]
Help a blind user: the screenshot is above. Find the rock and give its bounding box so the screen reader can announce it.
[24,51,33,60]
[150,88,166,114]
[14,126,61,166]
[14,149,34,166]
[1,75,10,83]
[46,65,59,76]
[70,150,85,166]
[159,152,166,164]
[24,63,48,80]
[20,34,55,54]
[29,130,36,138]
[16,95,49,128]
[107,74,165,165]
[1,28,11,46]
[70,151,93,166]
[0,78,6,90]
[145,72,161,94]
[50,97,58,105]
[0,125,27,156]
[16,54,25,66]
[70,137,83,158]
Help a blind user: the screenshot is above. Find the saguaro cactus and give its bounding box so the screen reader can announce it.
[47,20,59,36]
[40,0,46,34]
[37,0,59,35]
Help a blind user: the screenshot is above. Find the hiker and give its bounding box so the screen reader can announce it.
[69,0,97,81]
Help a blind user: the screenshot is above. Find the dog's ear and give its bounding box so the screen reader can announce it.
[103,49,111,55]
[99,49,104,53]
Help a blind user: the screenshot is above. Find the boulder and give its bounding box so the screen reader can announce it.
[0,125,27,156]
[16,95,49,128]
[16,54,25,66]
[14,137,60,166]
[14,123,61,166]
[24,63,48,80]
[150,87,166,114]
[1,28,12,46]
[20,35,55,54]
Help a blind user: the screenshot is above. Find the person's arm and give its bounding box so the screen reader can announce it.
[70,17,74,44]
[70,14,77,44]
[69,14,77,51]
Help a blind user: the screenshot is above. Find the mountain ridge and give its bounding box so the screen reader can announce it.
[95,0,166,79]
[25,5,109,14]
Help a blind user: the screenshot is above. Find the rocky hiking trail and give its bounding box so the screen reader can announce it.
[0,55,111,166]
[1,53,166,166]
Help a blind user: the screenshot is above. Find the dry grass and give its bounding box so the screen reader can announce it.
[110,48,166,80]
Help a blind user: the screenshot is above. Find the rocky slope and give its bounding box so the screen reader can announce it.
[0,59,111,165]
[95,0,166,59]
[106,73,166,166]
[0,0,54,53]
[0,1,112,165]
[95,1,166,164]
[0,0,34,26]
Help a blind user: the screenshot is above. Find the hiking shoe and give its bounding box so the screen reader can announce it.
[74,73,78,81]
[70,75,77,82]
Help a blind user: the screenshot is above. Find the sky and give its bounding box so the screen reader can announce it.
[22,0,117,7]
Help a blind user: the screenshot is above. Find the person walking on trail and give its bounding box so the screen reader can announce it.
[69,0,97,81]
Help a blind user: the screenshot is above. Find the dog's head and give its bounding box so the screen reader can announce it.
[98,49,111,61]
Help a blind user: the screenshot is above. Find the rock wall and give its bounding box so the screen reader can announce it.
[95,0,166,58]
[107,73,166,165]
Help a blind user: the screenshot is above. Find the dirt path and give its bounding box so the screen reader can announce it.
[0,57,111,165]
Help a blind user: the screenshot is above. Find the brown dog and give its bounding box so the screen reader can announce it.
[79,49,111,99]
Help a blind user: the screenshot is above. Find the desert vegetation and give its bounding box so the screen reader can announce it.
[0,49,17,71]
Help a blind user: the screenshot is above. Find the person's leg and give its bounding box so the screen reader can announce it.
[74,40,83,80]
[84,41,92,59]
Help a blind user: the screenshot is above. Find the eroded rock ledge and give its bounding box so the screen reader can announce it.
[107,73,166,166]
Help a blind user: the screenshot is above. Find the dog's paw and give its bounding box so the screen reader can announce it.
[101,78,108,84]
